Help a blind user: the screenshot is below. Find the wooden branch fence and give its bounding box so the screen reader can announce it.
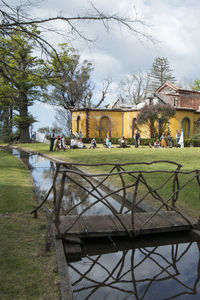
[31,160,200,241]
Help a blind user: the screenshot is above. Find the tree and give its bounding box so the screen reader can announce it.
[37,125,61,136]
[191,80,200,91]
[94,78,112,108]
[45,44,93,110]
[54,108,71,136]
[119,71,150,104]
[149,57,176,93]
[0,1,154,141]
[137,103,176,138]
[0,27,46,142]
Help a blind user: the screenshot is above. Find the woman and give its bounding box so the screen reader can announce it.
[160,132,167,148]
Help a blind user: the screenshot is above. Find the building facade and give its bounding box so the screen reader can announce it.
[71,82,200,139]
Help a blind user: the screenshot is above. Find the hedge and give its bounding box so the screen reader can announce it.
[81,137,200,147]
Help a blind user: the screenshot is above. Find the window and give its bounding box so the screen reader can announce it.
[174,98,178,107]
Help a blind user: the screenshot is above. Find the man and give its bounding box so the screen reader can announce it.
[135,130,140,148]
[49,129,55,151]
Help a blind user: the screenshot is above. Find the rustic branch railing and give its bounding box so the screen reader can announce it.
[31,160,200,240]
[68,242,200,299]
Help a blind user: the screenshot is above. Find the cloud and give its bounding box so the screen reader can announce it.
[17,0,200,128]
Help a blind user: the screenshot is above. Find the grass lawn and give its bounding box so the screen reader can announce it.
[17,142,199,170]
[0,149,59,300]
[16,142,200,219]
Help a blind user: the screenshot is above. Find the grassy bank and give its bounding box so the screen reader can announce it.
[0,149,59,300]
[16,143,200,219]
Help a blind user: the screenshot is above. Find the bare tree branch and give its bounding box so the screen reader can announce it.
[94,78,112,108]
[0,0,154,51]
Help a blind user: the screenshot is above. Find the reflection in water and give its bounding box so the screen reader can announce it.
[69,241,200,300]
[11,149,128,215]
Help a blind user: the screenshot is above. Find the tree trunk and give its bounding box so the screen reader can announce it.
[1,107,12,142]
[150,121,154,138]
[19,92,30,143]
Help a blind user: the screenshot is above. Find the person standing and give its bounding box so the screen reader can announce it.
[160,132,167,148]
[60,135,66,150]
[176,130,180,148]
[179,128,184,148]
[49,129,55,151]
[167,132,173,148]
[79,131,83,140]
[135,130,140,148]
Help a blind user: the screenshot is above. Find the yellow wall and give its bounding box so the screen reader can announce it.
[169,110,199,137]
[88,110,122,138]
[123,111,150,138]
[71,109,200,139]
[71,111,87,137]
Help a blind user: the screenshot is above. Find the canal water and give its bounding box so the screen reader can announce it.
[9,148,200,299]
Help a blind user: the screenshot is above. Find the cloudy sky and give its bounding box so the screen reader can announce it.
[21,0,200,130]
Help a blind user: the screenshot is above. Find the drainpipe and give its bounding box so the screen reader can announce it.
[86,109,89,139]
[122,112,124,137]
[70,109,72,135]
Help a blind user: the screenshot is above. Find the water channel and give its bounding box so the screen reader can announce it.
[8,148,200,299]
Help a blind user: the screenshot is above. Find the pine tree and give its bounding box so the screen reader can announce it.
[0,27,45,142]
[149,57,176,93]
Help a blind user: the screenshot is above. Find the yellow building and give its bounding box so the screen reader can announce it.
[71,82,200,139]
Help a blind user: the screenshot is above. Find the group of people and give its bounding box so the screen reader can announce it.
[151,132,172,149]
[49,129,98,151]
[118,130,141,148]
[150,129,184,149]
[49,129,66,151]
[70,134,97,149]
[49,128,184,151]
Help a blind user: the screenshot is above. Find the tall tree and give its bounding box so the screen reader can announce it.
[149,57,176,93]
[45,44,93,110]
[0,27,46,142]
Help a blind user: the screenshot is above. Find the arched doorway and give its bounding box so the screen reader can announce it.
[181,117,190,138]
[99,116,111,137]
[76,116,81,133]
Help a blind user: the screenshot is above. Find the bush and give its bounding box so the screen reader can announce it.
[78,136,200,147]
[184,138,200,147]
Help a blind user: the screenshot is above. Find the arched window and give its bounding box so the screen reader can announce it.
[181,117,190,138]
[76,116,80,133]
[99,116,111,137]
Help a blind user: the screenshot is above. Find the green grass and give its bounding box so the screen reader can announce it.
[0,150,59,300]
[16,143,200,219]
[0,150,34,213]
[17,142,199,170]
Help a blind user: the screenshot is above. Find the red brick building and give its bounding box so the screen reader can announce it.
[154,81,200,137]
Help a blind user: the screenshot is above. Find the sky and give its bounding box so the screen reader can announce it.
[16,0,200,131]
